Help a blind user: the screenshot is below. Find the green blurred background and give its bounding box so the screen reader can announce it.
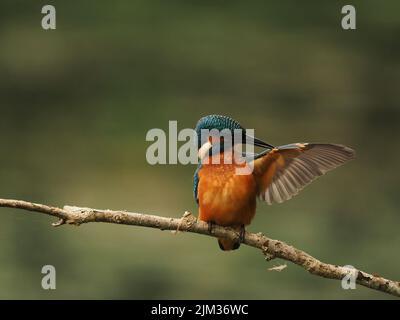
[0,0,399,299]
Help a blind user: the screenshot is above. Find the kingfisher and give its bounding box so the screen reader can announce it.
[193,114,355,251]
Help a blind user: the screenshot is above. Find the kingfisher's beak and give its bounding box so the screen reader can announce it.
[245,134,274,149]
[198,141,213,159]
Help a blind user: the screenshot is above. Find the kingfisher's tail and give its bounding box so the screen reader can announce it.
[218,238,241,251]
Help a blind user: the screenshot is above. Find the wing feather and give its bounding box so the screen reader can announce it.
[254,143,355,204]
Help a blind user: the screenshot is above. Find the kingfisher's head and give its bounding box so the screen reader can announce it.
[195,114,274,160]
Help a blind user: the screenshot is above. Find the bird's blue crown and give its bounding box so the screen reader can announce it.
[195,115,243,148]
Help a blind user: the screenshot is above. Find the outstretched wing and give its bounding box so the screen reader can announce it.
[253,143,355,205]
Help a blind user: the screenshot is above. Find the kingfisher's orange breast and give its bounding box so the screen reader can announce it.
[197,153,257,227]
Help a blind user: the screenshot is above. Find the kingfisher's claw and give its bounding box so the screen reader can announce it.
[208,221,215,234]
[239,225,246,243]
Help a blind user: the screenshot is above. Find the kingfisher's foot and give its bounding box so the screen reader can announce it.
[239,225,246,243]
[208,221,215,235]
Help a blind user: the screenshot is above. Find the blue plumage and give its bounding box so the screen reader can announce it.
[193,163,201,205]
[193,115,244,205]
[193,114,271,204]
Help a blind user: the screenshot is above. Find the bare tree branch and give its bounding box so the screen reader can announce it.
[0,198,399,297]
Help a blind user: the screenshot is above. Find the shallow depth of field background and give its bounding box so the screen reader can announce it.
[0,1,399,299]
